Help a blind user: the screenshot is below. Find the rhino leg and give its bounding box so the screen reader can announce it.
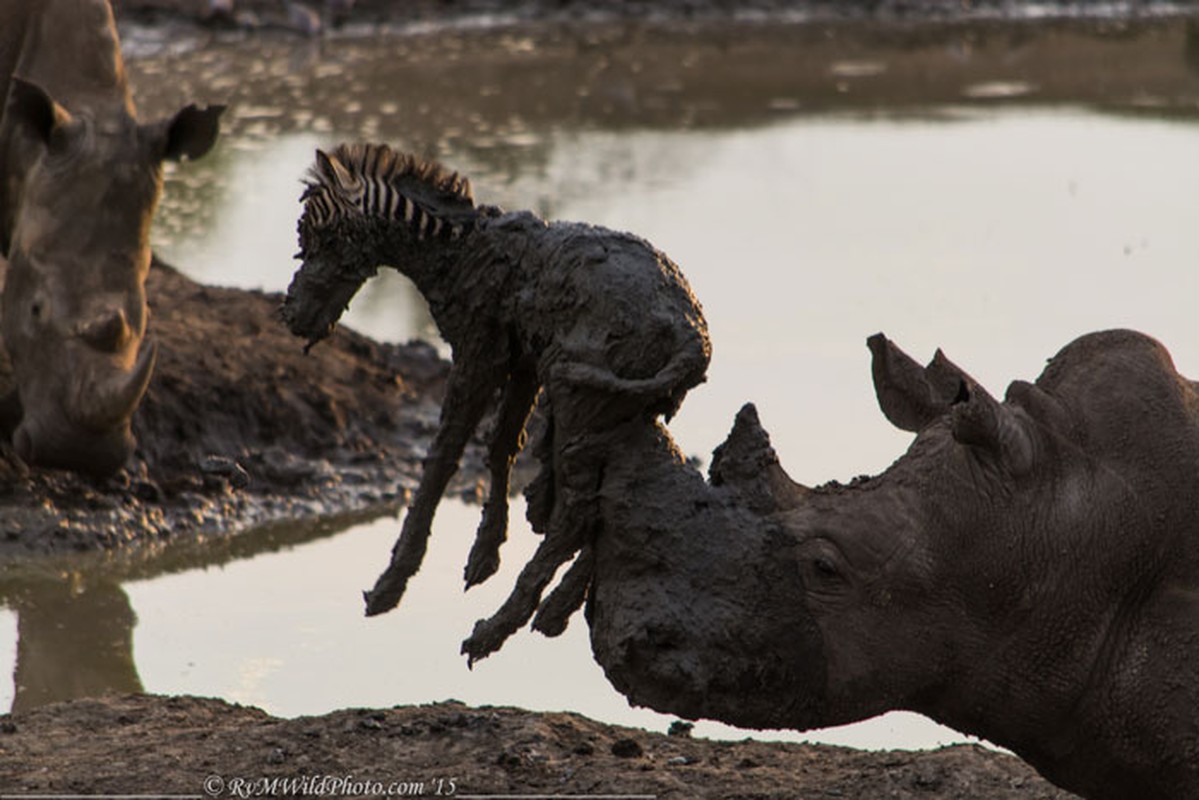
[464,365,539,589]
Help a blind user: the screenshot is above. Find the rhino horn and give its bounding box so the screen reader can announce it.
[709,403,807,513]
[76,337,157,430]
[950,379,1035,474]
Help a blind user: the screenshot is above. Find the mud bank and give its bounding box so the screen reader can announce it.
[0,694,1077,799]
[0,261,483,554]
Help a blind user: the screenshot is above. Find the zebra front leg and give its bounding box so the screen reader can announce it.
[464,364,540,589]
[364,357,503,616]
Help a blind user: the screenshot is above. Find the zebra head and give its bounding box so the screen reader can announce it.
[285,143,478,349]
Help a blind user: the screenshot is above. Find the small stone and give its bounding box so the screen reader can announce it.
[667,756,693,766]
[130,480,163,503]
[198,455,250,489]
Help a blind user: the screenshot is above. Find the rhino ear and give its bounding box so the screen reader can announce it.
[951,380,1035,474]
[868,333,978,432]
[6,77,72,150]
[156,103,225,162]
[924,349,974,405]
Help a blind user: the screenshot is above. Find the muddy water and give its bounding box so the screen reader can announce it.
[4,17,1199,749]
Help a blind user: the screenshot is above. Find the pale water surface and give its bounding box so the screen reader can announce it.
[3,19,1199,751]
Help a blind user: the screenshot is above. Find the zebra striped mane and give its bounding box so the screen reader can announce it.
[301,143,476,239]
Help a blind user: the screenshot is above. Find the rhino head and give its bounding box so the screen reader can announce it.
[589,330,1199,799]
[0,78,221,476]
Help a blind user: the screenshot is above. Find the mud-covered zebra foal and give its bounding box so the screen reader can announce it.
[281,143,710,662]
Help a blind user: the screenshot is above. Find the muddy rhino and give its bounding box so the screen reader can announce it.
[0,0,222,476]
[588,329,1199,800]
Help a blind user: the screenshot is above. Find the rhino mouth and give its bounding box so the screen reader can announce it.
[13,417,136,478]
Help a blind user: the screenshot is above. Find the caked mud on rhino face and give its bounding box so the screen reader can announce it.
[0,77,221,476]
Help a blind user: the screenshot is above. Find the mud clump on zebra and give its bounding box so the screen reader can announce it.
[280,143,711,661]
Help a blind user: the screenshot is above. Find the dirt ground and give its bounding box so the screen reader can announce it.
[0,694,1077,799]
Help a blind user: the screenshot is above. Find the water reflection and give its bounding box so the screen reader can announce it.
[6,16,1199,750]
[7,578,141,713]
[0,507,395,712]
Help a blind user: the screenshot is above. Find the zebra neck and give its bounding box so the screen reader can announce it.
[359,177,480,245]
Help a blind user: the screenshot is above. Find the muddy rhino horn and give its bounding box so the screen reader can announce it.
[867,333,975,432]
[709,403,807,512]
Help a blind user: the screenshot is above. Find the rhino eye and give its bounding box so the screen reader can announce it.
[801,550,847,595]
[30,301,42,319]
[812,555,839,578]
